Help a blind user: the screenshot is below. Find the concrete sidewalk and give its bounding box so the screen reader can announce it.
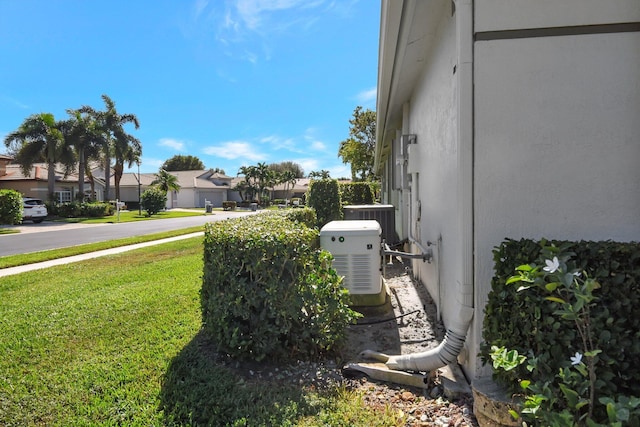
[0,232,204,278]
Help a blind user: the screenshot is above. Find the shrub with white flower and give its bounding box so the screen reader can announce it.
[494,249,603,425]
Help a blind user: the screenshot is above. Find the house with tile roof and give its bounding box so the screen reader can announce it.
[0,159,104,202]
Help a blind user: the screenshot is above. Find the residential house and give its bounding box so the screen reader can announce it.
[0,160,104,202]
[271,178,311,201]
[118,169,234,209]
[375,0,640,384]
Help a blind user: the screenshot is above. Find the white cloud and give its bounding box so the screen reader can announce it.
[203,140,266,162]
[259,134,298,152]
[235,0,316,30]
[193,0,209,19]
[328,163,351,179]
[0,94,29,110]
[209,0,331,64]
[159,138,186,151]
[303,127,327,151]
[355,87,377,104]
[310,140,326,151]
[297,158,318,174]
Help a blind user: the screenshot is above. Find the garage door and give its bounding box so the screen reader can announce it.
[198,191,223,207]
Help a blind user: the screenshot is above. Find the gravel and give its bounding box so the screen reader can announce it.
[223,260,479,426]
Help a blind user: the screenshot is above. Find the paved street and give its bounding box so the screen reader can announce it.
[0,210,255,257]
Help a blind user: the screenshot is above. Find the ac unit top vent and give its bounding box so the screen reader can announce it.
[319,220,381,236]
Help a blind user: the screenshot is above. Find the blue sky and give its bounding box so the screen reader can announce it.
[0,0,379,177]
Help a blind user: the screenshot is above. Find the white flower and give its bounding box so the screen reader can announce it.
[543,257,560,274]
[570,352,583,365]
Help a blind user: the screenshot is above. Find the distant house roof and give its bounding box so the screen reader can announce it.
[0,162,87,183]
[118,173,156,187]
[119,169,233,189]
[272,178,312,192]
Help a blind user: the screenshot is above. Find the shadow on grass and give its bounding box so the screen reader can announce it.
[159,330,316,426]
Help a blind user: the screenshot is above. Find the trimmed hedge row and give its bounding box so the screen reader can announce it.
[47,201,114,218]
[201,209,360,362]
[339,182,374,206]
[482,238,640,400]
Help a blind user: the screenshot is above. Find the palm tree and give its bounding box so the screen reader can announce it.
[80,94,140,201]
[255,162,271,203]
[237,165,259,201]
[62,109,102,201]
[280,170,298,202]
[151,169,180,193]
[3,113,75,201]
[112,131,142,201]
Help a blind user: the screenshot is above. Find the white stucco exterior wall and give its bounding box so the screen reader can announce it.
[377,0,640,381]
[475,0,640,32]
[406,7,460,326]
[473,31,640,376]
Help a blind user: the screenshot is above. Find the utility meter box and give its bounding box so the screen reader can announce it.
[320,220,384,306]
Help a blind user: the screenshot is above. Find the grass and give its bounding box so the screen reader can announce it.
[0,226,205,269]
[0,237,403,426]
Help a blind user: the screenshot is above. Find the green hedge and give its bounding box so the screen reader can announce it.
[47,202,114,218]
[0,189,22,225]
[339,182,374,205]
[201,211,359,362]
[482,238,640,400]
[306,179,342,229]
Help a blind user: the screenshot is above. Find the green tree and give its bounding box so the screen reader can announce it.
[209,167,225,175]
[140,187,166,216]
[308,170,330,179]
[268,161,304,178]
[62,109,102,201]
[338,106,377,181]
[236,162,279,204]
[279,170,298,201]
[307,178,342,228]
[255,162,273,203]
[236,165,259,201]
[4,113,76,201]
[80,94,140,201]
[161,155,205,171]
[151,169,180,193]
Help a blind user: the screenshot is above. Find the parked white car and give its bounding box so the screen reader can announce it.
[22,197,48,223]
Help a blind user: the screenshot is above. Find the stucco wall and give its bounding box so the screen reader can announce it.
[405,7,464,351]
[475,0,640,32]
[473,31,640,376]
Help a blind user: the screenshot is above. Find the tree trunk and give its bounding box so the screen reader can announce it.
[77,147,85,201]
[47,144,56,202]
[114,163,123,201]
[104,154,110,201]
[47,161,56,202]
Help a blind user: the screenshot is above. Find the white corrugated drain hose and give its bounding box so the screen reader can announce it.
[361,305,474,372]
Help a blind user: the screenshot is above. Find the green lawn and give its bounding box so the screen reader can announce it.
[58,208,206,224]
[0,226,205,269]
[0,237,401,426]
